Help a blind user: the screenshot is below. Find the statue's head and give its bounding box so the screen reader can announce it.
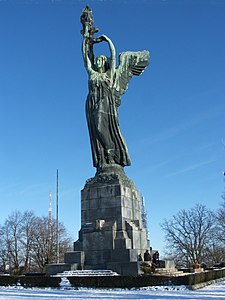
[95,55,108,72]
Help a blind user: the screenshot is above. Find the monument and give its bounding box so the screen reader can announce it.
[65,6,150,276]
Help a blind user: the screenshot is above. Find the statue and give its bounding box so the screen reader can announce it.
[81,6,149,173]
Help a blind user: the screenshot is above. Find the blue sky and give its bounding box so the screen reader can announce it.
[0,0,225,255]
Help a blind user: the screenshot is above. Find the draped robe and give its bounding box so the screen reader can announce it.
[86,69,131,169]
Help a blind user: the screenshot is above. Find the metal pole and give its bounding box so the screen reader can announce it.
[56,169,59,264]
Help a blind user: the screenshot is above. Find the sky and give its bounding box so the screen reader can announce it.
[0,0,225,256]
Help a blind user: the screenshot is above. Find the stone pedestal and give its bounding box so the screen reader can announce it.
[71,165,149,275]
[45,263,71,276]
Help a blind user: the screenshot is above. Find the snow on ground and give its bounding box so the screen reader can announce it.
[0,281,224,299]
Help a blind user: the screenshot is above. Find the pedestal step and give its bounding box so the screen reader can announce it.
[56,269,119,277]
[154,268,184,276]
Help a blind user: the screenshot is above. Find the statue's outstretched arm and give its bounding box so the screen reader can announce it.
[101,35,116,73]
[82,38,92,74]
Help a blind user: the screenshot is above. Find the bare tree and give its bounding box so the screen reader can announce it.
[3,211,25,273]
[161,204,216,266]
[213,200,225,263]
[30,216,50,272]
[0,211,39,273]
[30,216,72,272]
[20,211,37,272]
[0,211,72,274]
[216,200,225,244]
[0,225,9,273]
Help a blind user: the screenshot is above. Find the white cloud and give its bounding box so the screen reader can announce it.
[165,159,215,178]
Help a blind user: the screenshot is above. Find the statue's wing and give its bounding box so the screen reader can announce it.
[114,51,149,96]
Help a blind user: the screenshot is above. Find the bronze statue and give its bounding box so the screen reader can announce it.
[81,6,149,172]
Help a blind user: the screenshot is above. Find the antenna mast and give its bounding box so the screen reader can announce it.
[48,192,53,235]
[56,169,60,264]
[48,192,53,263]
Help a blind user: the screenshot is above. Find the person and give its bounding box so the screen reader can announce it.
[144,250,151,261]
[138,253,143,262]
[81,7,149,172]
[152,251,159,266]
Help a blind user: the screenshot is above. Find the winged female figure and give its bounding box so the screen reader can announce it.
[81,7,149,172]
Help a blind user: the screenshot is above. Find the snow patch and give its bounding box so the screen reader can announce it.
[59,277,72,290]
[0,281,224,299]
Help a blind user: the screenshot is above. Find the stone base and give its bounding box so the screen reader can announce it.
[70,166,150,276]
[64,251,85,265]
[45,263,71,276]
[107,261,140,276]
[157,260,175,269]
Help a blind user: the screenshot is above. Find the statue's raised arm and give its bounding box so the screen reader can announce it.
[82,34,116,77]
[80,6,150,174]
[101,35,116,75]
